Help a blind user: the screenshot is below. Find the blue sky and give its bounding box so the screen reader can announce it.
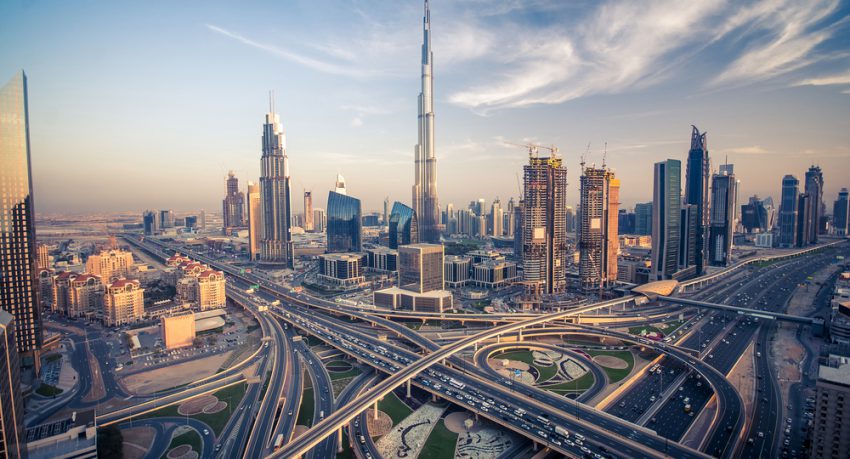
[2,0,849,215]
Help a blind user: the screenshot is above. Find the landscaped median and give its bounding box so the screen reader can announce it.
[587,349,634,383]
[127,382,246,436]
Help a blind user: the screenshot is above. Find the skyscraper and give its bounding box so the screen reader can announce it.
[833,188,849,236]
[383,197,390,226]
[521,151,568,295]
[708,164,736,266]
[334,173,347,195]
[313,208,326,233]
[222,171,245,234]
[398,244,444,293]
[490,198,503,236]
[796,193,812,248]
[741,195,771,233]
[246,181,261,260]
[327,190,362,253]
[303,191,314,232]
[684,126,709,275]
[0,310,25,459]
[634,202,653,235]
[778,175,799,248]
[651,159,682,280]
[412,1,441,243]
[0,71,42,357]
[259,99,294,268]
[805,165,824,243]
[679,204,697,270]
[578,166,620,291]
[143,210,157,235]
[159,209,174,229]
[389,202,418,249]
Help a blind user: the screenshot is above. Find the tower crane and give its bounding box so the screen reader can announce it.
[503,141,559,159]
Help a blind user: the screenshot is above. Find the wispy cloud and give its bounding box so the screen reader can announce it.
[206,24,377,78]
[795,69,850,86]
[719,145,770,155]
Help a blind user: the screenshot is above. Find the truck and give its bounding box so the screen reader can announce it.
[555,425,570,438]
[273,434,284,450]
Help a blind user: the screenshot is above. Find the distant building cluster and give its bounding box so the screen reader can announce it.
[165,254,227,311]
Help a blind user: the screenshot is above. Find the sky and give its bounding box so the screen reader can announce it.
[2,0,850,215]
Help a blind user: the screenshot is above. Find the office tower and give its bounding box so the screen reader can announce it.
[578,166,620,291]
[36,243,49,270]
[0,310,25,459]
[805,165,824,242]
[490,199,503,236]
[247,181,261,260]
[679,204,697,269]
[86,249,134,283]
[741,195,771,233]
[709,164,736,266]
[303,191,314,232]
[796,193,811,248]
[389,202,418,249]
[327,190,362,253]
[199,209,206,230]
[565,206,576,233]
[651,159,682,280]
[833,188,849,236]
[313,208,326,233]
[0,71,42,356]
[103,279,144,327]
[222,171,245,234]
[398,243,444,293]
[618,210,635,234]
[383,197,390,225]
[811,355,850,458]
[684,126,710,274]
[513,203,523,257]
[521,152,568,295]
[634,202,653,235]
[259,100,294,268]
[778,175,800,247]
[159,210,174,229]
[334,173,347,195]
[143,210,157,235]
[412,1,442,243]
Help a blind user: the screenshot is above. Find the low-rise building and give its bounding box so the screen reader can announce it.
[754,232,774,248]
[161,313,196,350]
[318,253,366,287]
[196,269,227,310]
[365,247,398,273]
[68,274,104,319]
[104,279,144,327]
[471,259,518,289]
[373,286,453,313]
[444,256,471,288]
[26,410,97,459]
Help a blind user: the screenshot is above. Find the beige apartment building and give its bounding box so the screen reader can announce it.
[104,279,144,327]
[86,249,134,282]
[196,270,226,310]
[68,274,104,319]
[161,313,196,349]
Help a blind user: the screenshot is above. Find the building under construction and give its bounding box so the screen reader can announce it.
[578,165,620,292]
[521,148,568,295]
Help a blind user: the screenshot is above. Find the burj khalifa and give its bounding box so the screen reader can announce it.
[412,0,442,243]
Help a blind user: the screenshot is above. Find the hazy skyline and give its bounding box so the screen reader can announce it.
[2,0,849,215]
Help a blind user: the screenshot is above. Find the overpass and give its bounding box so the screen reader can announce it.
[657,296,825,335]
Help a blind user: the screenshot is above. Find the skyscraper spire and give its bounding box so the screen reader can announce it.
[413,0,441,242]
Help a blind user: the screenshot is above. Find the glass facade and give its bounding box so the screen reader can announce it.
[327,191,362,253]
[389,201,418,249]
[651,159,681,280]
[398,244,444,293]
[0,71,42,355]
[0,310,25,459]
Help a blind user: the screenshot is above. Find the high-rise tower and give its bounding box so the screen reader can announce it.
[521,150,568,295]
[684,126,709,275]
[0,71,43,358]
[778,175,799,248]
[834,188,849,236]
[222,171,245,234]
[651,159,682,280]
[304,191,314,232]
[578,165,620,291]
[708,164,736,266]
[259,97,294,268]
[413,0,441,243]
[247,181,261,260]
[804,165,824,243]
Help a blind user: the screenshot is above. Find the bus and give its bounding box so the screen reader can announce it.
[555,425,570,437]
[536,415,551,426]
[273,434,284,450]
[448,378,466,390]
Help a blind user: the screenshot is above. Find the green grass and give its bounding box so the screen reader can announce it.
[297,388,315,426]
[541,371,595,392]
[492,350,558,383]
[162,429,202,458]
[129,382,246,436]
[326,361,362,380]
[377,392,412,426]
[304,336,324,347]
[419,419,458,459]
[36,383,63,397]
[629,320,684,337]
[587,350,635,383]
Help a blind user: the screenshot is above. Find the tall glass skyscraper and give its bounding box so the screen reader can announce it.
[833,188,849,236]
[778,175,799,248]
[804,165,824,243]
[259,101,294,268]
[684,126,709,275]
[0,71,43,356]
[651,159,681,280]
[222,171,245,234]
[389,201,418,249]
[327,191,362,253]
[0,310,25,459]
[708,165,736,266]
[634,202,653,235]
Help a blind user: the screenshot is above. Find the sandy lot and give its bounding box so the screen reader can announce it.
[122,426,155,459]
[366,409,393,436]
[375,403,446,459]
[593,355,629,369]
[178,394,217,415]
[121,352,232,395]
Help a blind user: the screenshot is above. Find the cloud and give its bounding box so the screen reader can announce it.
[206,24,376,78]
[720,145,770,155]
[796,69,850,86]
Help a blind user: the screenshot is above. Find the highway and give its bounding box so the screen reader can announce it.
[295,339,338,459]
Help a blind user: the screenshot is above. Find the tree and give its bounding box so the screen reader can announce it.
[97,425,124,459]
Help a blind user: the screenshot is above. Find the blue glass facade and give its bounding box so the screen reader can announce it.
[389,201,418,249]
[327,191,362,253]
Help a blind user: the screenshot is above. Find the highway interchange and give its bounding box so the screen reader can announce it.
[109,235,847,459]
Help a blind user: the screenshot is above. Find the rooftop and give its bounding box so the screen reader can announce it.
[819,354,850,387]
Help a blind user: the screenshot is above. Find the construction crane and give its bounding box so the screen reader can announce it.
[503,141,559,159]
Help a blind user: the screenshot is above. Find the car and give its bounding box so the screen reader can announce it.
[203,429,210,435]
